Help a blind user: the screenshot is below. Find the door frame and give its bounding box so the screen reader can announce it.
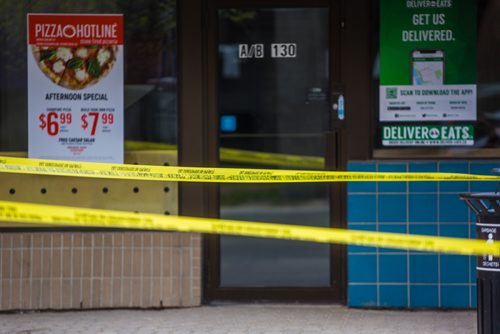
[200,0,347,303]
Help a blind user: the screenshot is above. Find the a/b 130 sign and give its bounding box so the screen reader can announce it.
[238,43,297,58]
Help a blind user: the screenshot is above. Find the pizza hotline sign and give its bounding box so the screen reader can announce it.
[27,14,124,163]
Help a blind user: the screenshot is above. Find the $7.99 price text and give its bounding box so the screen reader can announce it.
[39,112,114,136]
[81,112,114,136]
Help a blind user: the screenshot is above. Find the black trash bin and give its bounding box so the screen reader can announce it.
[460,192,500,334]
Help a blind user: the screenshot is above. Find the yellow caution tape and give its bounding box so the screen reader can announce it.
[125,141,178,151]
[219,147,324,169]
[125,140,325,169]
[0,156,499,183]
[0,200,498,257]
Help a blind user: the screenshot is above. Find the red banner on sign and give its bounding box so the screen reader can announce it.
[28,14,123,47]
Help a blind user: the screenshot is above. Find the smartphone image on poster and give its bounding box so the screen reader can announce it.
[411,49,445,85]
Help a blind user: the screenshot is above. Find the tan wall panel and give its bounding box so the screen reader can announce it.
[0,151,201,310]
[0,233,202,310]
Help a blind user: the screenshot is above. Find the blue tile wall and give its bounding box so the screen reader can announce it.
[469,259,476,283]
[409,255,438,283]
[409,162,438,193]
[440,255,470,284]
[470,163,499,192]
[410,285,439,307]
[348,285,378,307]
[379,255,407,283]
[409,224,438,237]
[348,255,378,283]
[378,163,407,193]
[441,285,470,308]
[378,195,407,223]
[347,160,499,309]
[409,194,438,222]
[439,162,469,193]
[471,285,477,308]
[379,285,408,307]
[439,195,469,222]
[348,194,376,223]
[440,224,469,238]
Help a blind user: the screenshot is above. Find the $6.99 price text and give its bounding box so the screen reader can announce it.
[39,112,114,136]
[39,112,72,136]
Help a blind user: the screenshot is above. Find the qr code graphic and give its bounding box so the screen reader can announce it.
[386,87,397,99]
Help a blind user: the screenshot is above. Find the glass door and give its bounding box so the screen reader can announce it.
[206,0,345,302]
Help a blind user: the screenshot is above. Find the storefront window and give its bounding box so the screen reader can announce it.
[0,0,177,151]
[372,0,500,156]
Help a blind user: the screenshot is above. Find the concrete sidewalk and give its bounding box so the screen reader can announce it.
[0,304,476,334]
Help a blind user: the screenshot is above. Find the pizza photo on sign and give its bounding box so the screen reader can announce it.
[32,45,117,90]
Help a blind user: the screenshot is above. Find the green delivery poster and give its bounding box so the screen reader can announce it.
[379,0,476,126]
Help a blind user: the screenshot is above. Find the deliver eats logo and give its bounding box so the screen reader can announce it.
[382,125,474,146]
